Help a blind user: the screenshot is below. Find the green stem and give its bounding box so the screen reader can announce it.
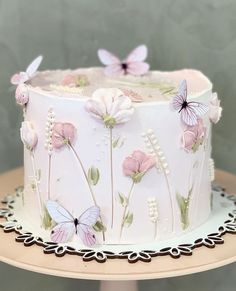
[69,143,105,242]
[30,151,43,216]
[109,128,114,228]
[119,181,135,239]
[47,154,52,200]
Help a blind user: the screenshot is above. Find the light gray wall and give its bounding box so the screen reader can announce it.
[0,0,235,290]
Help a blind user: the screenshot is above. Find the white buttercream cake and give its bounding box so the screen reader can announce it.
[11,47,222,247]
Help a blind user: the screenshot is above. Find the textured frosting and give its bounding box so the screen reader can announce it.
[21,68,214,245]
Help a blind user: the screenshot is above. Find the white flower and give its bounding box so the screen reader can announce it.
[86,88,134,128]
[209,93,222,124]
[20,121,38,151]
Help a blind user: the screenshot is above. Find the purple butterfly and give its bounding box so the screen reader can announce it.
[97,45,149,76]
[46,200,100,246]
[171,80,209,126]
[11,55,43,85]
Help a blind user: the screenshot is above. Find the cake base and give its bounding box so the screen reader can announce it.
[0,184,235,263]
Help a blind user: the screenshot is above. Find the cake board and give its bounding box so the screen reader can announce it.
[0,168,235,291]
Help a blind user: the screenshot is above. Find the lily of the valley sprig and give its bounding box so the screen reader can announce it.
[20,121,43,216]
[86,88,134,229]
[147,197,159,239]
[142,129,176,232]
[119,150,156,239]
[51,121,106,241]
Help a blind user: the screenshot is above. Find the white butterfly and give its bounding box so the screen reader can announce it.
[98,45,149,76]
[171,79,209,126]
[11,55,43,85]
[46,200,100,246]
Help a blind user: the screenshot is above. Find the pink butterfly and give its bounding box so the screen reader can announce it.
[98,45,149,76]
[46,200,100,246]
[171,79,209,126]
[11,55,43,85]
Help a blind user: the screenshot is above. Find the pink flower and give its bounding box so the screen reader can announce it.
[15,84,29,106]
[52,122,76,149]
[209,92,222,124]
[86,88,134,128]
[181,119,206,152]
[61,74,89,87]
[20,121,38,151]
[123,150,156,183]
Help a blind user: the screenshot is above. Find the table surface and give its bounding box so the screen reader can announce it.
[0,168,235,281]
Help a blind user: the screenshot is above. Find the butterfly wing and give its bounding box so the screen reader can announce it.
[125,45,148,63]
[126,62,149,76]
[188,101,209,117]
[26,55,43,78]
[180,106,198,126]
[50,222,75,243]
[97,49,121,65]
[104,64,124,76]
[171,79,187,111]
[46,200,74,224]
[77,224,96,246]
[10,72,29,85]
[79,206,100,227]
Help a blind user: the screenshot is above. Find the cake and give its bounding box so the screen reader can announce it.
[11,45,222,247]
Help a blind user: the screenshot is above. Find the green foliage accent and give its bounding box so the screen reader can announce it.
[93,220,107,232]
[132,172,145,183]
[41,205,53,230]
[176,187,193,230]
[118,192,128,207]
[123,211,133,228]
[36,169,41,181]
[88,167,100,186]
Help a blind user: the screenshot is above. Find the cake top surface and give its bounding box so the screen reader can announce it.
[28,67,212,102]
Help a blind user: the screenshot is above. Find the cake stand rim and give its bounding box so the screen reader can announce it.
[0,167,235,281]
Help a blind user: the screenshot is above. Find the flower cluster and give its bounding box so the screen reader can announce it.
[147,197,158,223]
[52,122,76,149]
[20,121,38,151]
[61,74,89,87]
[123,150,156,183]
[181,119,206,152]
[44,108,55,155]
[86,88,134,128]
[209,93,222,124]
[15,84,29,106]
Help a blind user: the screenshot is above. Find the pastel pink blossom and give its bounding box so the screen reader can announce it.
[181,119,206,152]
[86,88,134,128]
[120,88,143,102]
[52,122,76,149]
[20,121,38,151]
[61,74,89,87]
[209,92,222,124]
[123,150,156,183]
[15,84,29,106]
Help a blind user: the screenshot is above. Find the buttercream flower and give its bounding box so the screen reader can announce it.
[20,121,38,151]
[181,119,206,152]
[61,74,89,87]
[86,88,134,128]
[52,122,76,149]
[209,92,222,124]
[15,84,29,106]
[123,150,156,183]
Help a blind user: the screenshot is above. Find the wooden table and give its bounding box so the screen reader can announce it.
[0,168,235,287]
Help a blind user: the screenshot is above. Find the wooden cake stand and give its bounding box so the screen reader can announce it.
[0,168,236,291]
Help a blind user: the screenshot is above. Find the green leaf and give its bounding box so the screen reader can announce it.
[123,212,133,228]
[36,169,41,181]
[93,220,107,232]
[88,167,100,186]
[41,205,53,230]
[112,136,120,148]
[176,192,190,230]
[118,192,128,207]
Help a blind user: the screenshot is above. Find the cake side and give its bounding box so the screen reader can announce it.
[18,68,217,245]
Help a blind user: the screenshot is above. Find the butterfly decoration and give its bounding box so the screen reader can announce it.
[11,55,43,85]
[97,45,149,77]
[171,79,209,126]
[46,200,100,246]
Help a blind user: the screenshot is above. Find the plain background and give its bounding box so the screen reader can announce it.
[0,0,235,290]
